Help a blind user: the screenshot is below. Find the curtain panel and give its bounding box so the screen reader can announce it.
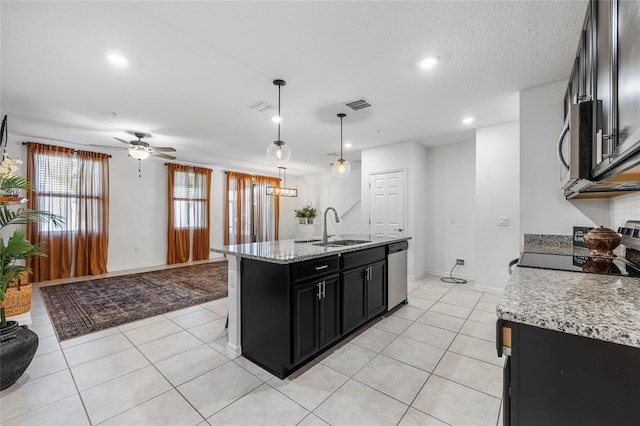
[191,167,212,261]
[26,142,109,281]
[167,163,191,264]
[224,171,280,245]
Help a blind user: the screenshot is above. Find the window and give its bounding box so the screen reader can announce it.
[34,152,104,232]
[172,169,208,229]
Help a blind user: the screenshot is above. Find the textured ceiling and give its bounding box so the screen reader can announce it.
[1,1,587,175]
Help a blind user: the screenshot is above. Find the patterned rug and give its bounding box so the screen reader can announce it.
[40,262,228,341]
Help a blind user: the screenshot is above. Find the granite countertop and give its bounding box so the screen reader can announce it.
[210,234,411,264]
[497,266,640,348]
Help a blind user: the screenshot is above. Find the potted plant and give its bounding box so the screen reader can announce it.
[294,202,317,225]
[0,155,63,390]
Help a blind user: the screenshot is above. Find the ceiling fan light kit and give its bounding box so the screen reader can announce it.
[129,148,150,160]
[266,79,292,165]
[332,113,351,178]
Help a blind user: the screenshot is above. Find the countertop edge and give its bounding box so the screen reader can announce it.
[210,236,411,264]
[497,267,640,349]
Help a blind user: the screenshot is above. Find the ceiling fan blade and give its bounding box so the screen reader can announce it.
[153,152,177,160]
[89,144,129,151]
[114,137,132,145]
[151,147,177,152]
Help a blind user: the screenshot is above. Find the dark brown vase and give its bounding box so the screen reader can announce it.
[0,321,39,390]
[583,226,621,258]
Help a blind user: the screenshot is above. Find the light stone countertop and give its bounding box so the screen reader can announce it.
[497,266,640,348]
[210,234,411,264]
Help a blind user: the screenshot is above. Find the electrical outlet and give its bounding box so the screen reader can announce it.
[134,246,140,253]
[456,258,465,266]
[498,216,510,226]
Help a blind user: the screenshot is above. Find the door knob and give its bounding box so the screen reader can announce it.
[394,228,403,232]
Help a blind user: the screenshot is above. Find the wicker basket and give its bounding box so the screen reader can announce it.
[2,272,32,317]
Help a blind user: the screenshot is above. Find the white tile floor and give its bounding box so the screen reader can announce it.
[0,274,505,426]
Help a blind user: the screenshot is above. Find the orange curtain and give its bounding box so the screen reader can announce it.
[167,164,191,264]
[27,142,109,281]
[74,150,110,276]
[27,142,74,281]
[254,175,280,242]
[192,167,212,261]
[224,171,254,245]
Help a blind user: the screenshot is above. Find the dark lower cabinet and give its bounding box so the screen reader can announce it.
[366,260,386,318]
[341,259,387,333]
[292,275,340,365]
[499,321,640,426]
[341,268,366,334]
[241,244,394,379]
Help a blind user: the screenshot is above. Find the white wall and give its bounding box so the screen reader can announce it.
[361,141,428,279]
[425,139,476,280]
[609,193,640,229]
[520,81,610,239]
[475,121,520,291]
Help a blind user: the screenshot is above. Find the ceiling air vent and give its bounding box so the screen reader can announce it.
[325,152,339,157]
[344,97,374,111]
[247,101,273,112]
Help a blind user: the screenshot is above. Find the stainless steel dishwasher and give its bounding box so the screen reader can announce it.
[387,241,408,310]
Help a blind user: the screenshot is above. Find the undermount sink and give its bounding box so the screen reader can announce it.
[312,239,371,247]
[294,238,322,243]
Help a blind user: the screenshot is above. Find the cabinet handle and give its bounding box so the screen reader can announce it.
[321,281,326,299]
[314,265,329,271]
[317,282,322,300]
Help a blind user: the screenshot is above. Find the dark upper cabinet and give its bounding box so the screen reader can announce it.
[591,0,640,179]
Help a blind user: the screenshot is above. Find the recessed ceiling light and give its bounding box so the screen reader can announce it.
[344,143,353,149]
[107,53,128,66]
[462,117,474,124]
[419,56,439,70]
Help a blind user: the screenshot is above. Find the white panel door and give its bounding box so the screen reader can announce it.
[369,171,405,237]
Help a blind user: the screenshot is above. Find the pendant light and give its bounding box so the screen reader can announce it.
[267,167,298,197]
[332,113,351,178]
[266,79,291,165]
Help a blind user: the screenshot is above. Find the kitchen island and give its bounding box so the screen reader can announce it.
[211,234,410,378]
[496,266,640,425]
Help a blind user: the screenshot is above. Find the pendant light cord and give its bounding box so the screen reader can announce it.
[340,115,343,159]
[277,84,281,141]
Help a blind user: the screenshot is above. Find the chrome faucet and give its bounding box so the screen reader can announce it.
[323,207,340,244]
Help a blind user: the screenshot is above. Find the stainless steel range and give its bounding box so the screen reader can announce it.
[517,220,640,277]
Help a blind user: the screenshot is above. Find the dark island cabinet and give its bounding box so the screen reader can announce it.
[341,247,387,334]
[292,274,340,364]
[497,320,640,426]
[241,245,391,379]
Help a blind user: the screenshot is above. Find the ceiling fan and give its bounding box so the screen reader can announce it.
[113,132,177,160]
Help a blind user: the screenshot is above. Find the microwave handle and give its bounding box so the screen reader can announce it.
[557,120,570,170]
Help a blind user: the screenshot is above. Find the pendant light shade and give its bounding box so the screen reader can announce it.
[266,79,292,165]
[332,113,351,178]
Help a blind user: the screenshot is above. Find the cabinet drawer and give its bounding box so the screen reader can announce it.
[293,256,339,282]
[341,246,385,270]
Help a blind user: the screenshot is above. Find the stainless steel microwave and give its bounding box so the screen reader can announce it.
[558,101,593,192]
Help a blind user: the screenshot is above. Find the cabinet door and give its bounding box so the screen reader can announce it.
[366,260,386,319]
[594,0,613,165]
[319,275,341,348]
[292,281,320,364]
[615,0,640,153]
[341,268,366,334]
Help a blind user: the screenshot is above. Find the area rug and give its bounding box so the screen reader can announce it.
[40,262,227,341]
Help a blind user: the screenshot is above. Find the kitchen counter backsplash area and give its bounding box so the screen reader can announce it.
[523,234,573,255]
[523,232,625,256]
